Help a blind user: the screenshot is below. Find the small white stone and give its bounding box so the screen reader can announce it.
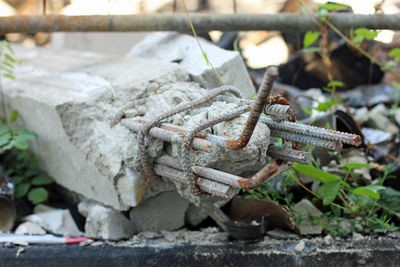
[352,232,364,241]
[324,235,333,245]
[15,222,46,235]
[294,240,305,252]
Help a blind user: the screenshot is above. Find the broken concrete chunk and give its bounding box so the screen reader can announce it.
[293,199,323,236]
[128,32,255,98]
[266,228,299,240]
[3,45,188,211]
[129,191,189,233]
[369,104,398,135]
[185,204,209,227]
[24,204,82,237]
[339,149,371,180]
[354,107,369,125]
[78,200,134,240]
[15,222,46,236]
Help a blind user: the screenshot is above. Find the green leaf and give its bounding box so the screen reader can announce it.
[326,80,344,88]
[25,169,42,177]
[2,60,14,69]
[382,61,397,71]
[292,163,350,188]
[379,187,400,212]
[312,97,344,112]
[355,28,379,40]
[0,131,11,146]
[318,181,340,205]
[389,48,400,61]
[3,73,15,80]
[343,163,375,170]
[27,187,49,204]
[13,136,29,150]
[302,108,312,115]
[11,176,26,185]
[303,47,321,54]
[6,43,14,55]
[0,124,10,135]
[303,31,319,48]
[319,3,351,11]
[9,110,18,123]
[31,175,54,186]
[15,130,36,141]
[4,53,15,63]
[352,35,364,44]
[352,186,382,199]
[14,182,30,198]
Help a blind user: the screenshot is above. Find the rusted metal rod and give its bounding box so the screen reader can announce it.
[153,163,236,199]
[121,118,222,153]
[267,145,312,164]
[226,67,278,150]
[1,14,400,34]
[259,117,361,146]
[270,129,342,150]
[124,118,324,164]
[156,154,291,190]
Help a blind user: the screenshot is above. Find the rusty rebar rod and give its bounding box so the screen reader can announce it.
[156,154,291,190]
[267,145,312,164]
[226,67,278,150]
[259,117,361,146]
[121,118,222,153]
[1,14,400,34]
[153,163,236,199]
[270,130,342,150]
[138,85,242,180]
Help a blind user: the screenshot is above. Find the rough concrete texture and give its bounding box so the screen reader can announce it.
[128,32,256,98]
[2,45,187,211]
[78,200,134,240]
[129,191,189,233]
[3,44,271,232]
[293,199,323,235]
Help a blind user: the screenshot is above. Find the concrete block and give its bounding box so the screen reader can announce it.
[293,199,323,235]
[78,200,134,240]
[128,32,255,98]
[3,45,187,210]
[129,191,189,233]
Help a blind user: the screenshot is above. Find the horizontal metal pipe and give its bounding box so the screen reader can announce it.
[153,163,236,199]
[259,117,361,146]
[270,130,342,150]
[0,14,399,34]
[121,119,221,153]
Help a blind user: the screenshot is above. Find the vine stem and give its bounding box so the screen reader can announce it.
[181,0,225,85]
[290,172,350,211]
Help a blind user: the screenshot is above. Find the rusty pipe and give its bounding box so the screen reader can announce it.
[0,14,400,34]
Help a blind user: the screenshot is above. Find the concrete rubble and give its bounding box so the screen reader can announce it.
[24,204,82,237]
[293,199,323,236]
[128,32,256,98]
[78,200,134,240]
[2,34,266,238]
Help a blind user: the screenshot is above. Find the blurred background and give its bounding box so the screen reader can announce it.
[0,0,399,69]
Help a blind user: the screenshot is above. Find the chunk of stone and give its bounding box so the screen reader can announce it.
[78,200,134,240]
[15,222,46,235]
[352,232,364,241]
[129,191,189,233]
[24,204,81,237]
[293,199,323,235]
[185,204,209,226]
[266,228,299,240]
[339,149,371,180]
[395,108,400,126]
[369,104,398,135]
[3,45,188,210]
[128,32,255,98]
[354,107,369,125]
[294,240,305,252]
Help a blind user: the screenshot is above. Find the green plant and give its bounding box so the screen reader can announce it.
[2,148,54,204]
[291,163,400,235]
[0,40,54,205]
